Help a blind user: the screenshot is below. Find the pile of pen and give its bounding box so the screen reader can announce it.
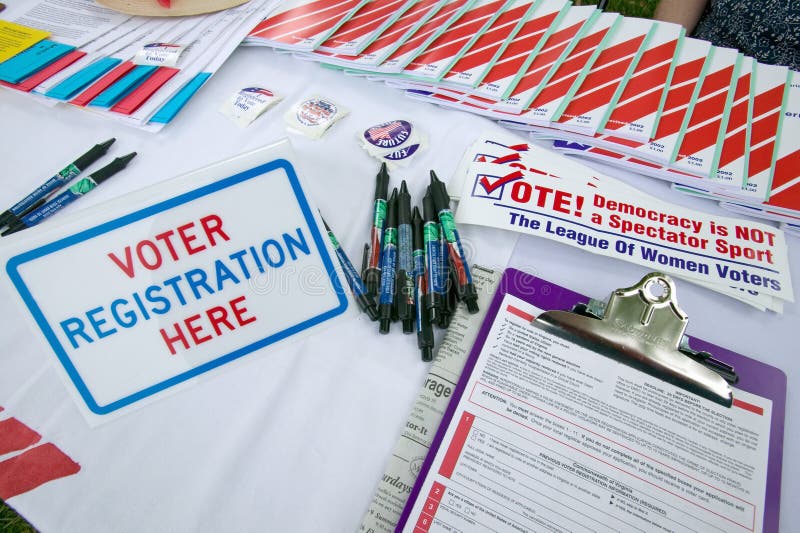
[0,138,137,236]
[324,163,479,362]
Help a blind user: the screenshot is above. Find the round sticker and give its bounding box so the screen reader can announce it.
[296,99,338,126]
[384,143,420,161]
[363,120,413,149]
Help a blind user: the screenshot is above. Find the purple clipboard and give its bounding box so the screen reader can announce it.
[396,268,786,532]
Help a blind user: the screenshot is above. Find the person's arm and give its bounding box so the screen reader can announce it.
[653,0,709,33]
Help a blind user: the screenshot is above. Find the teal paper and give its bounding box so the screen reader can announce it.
[47,57,122,100]
[0,40,75,84]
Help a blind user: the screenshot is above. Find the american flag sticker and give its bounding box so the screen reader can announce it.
[363,119,413,148]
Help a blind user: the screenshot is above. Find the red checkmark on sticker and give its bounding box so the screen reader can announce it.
[480,170,524,193]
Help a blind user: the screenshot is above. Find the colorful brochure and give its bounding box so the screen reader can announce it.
[0,20,50,63]
[605,37,712,164]
[400,0,511,81]
[672,47,740,178]
[553,16,655,135]
[37,17,155,97]
[599,21,683,141]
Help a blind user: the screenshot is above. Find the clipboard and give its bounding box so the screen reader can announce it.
[397,268,785,533]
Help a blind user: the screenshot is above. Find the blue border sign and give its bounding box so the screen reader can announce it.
[5,159,349,415]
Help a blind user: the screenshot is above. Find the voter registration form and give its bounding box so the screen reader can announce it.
[400,271,782,533]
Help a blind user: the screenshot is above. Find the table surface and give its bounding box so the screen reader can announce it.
[0,45,797,532]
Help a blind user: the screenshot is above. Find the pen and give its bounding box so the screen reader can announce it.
[0,138,115,228]
[422,187,445,324]
[430,171,479,314]
[437,201,450,328]
[323,217,379,321]
[3,152,137,236]
[442,264,459,328]
[396,180,415,334]
[363,163,390,298]
[413,206,434,361]
[378,188,398,334]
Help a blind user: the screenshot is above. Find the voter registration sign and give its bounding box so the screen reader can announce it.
[1,143,349,421]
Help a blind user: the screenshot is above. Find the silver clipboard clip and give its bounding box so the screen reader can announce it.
[531,272,738,407]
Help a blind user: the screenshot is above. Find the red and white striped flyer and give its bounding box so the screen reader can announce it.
[613,37,712,164]
[764,70,800,213]
[495,4,596,112]
[401,0,511,80]
[553,16,655,135]
[514,11,619,126]
[375,0,473,72]
[672,46,740,178]
[314,0,413,55]
[438,0,538,88]
[713,57,754,188]
[599,21,683,141]
[738,62,790,201]
[248,0,369,51]
[317,0,443,67]
[473,0,569,99]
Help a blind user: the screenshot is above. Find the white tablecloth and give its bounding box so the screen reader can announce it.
[0,45,797,532]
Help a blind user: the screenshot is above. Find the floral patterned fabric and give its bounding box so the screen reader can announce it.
[693,0,800,70]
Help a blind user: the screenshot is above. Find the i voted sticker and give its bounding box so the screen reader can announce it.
[220,87,282,127]
[285,96,349,139]
[133,43,185,67]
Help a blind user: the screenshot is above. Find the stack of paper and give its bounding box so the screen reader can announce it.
[250,0,800,221]
[3,0,797,221]
[451,131,794,312]
[0,0,281,130]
